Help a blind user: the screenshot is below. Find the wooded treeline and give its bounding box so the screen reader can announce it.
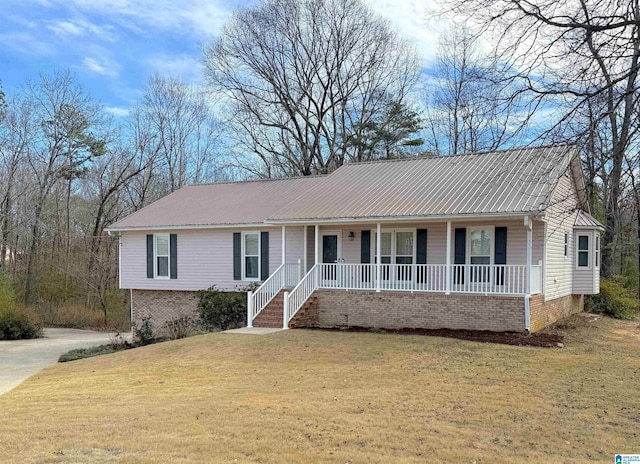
[0,0,639,324]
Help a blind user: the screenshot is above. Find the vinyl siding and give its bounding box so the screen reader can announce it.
[284,226,305,265]
[544,171,580,300]
[120,227,283,291]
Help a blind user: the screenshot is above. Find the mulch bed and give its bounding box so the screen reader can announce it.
[309,326,564,348]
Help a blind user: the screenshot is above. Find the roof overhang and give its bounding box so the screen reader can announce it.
[105,222,268,233]
[264,212,536,226]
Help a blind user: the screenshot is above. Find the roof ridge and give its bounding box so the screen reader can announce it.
[188,173,326,187]
[341,143,576,167]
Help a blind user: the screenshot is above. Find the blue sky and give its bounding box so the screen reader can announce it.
[0,0,440,117]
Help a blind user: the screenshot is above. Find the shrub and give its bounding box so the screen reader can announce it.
[164,316,196,340]
[585,278,640,320]
[39,303,106,329]
[0,305,42,340]
[59,345,118,363]
[0,275,41,340]
[198,286,250,331]
[0,273,15,313]
[133,315,154,345]
[39,270,77,307]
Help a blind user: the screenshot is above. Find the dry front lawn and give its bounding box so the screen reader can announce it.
[0,314,639,463]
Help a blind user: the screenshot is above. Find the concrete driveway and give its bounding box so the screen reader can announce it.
[0,328,130,395]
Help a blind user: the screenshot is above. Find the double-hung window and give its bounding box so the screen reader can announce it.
[243,232,260,280]
[154,234,170,279]
[577,234,590,268]
[469,227,492,282]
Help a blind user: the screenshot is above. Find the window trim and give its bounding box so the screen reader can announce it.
[242,231,261,281]
[466,226,494,265]
[576,233,591,269]
[594,233,600,269]
[563,232,569,259]
[154,233,170,280]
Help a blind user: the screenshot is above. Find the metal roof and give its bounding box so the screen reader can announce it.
[268,145,576,222]
[574,210,604,229]
[108,176,326,230]
[108,145,585,231]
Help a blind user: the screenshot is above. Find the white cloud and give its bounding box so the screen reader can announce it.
[145,54,204,83]
[82,56,119,77]
[367,0,444,64]
[46,18,117,42]
[105,106,130,117]
[62,0,232,39]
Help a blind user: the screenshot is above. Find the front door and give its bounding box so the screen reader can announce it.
[321,232,341,282]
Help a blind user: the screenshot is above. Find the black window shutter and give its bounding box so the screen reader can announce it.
[361,230,371,282]
[169,234,178,279]
[416,229,428,284]
[260,231,269,280]
[494,227,507,285]
[146,234,154,279]
[233,233,241,280]
[454,228,466,284]
[361,230,371,263]
[494,227,507,264]
[417,229,428,264]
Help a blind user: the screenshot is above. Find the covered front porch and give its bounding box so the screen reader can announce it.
[248,216,544,330]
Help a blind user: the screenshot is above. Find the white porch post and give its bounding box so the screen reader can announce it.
[315,224,320,287]
[525,215,532,331]
[303,225,308,272]
[283,291,290,329]
[376,222,381,292]
[247,291,253,328]
[445,221,452,295]
[315,225,320,264]
[281,225,286,265]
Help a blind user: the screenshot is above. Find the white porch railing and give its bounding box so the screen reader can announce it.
[283,263,543,326]
[247,262,303,327]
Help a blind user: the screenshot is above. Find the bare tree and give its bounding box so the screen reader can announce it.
[444,0,640,276]
[423,26,531,155]
[204,0,420,176]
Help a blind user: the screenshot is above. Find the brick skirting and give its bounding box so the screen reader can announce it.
[131,289,199,337]
[529,294,583,332]
[302,290,528,333]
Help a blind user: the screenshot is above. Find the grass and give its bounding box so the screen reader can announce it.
[0,314,639,463]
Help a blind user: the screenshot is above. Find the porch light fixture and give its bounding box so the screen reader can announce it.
[348,231,355,241]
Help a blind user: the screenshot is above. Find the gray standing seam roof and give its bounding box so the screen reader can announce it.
[267,145,574,221]
[108,145,582,230]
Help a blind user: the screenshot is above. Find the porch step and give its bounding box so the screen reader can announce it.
[289,296,319,329]
[252,290,286,328]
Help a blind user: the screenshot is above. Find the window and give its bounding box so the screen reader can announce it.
[564,232,569,258]
[154,234,169,279]
[595,233,600,268]
[577,234,590,268]
[469,228,492,265]
[243,232,260,280]
[372,229,416,280]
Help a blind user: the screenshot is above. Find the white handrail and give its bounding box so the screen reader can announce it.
[249,263,301,325]
[286,265,319,324]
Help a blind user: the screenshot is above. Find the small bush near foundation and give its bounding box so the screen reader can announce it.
[165,316,197,340]
[585,278,640,320]
[198,286,251,331]
[133,315,155,345]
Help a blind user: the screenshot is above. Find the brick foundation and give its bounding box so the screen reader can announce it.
[301,290,528,333]
[131,289,199,337]
[529,294,583,332]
